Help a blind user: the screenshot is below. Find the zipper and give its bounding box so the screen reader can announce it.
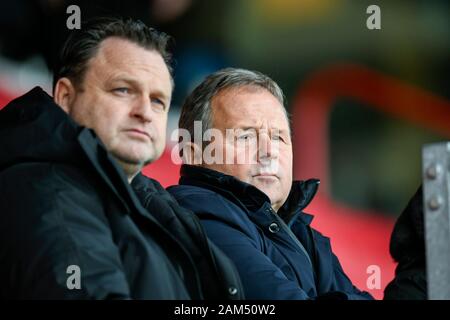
[267,207,313,268]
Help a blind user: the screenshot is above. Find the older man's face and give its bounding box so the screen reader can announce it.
[204,85,293,211]
[55,37,172,179]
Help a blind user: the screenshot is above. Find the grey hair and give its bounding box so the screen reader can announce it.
[178,67,290,142]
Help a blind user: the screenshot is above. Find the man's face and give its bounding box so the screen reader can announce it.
[204,86,293,211]
[57,37,172,176]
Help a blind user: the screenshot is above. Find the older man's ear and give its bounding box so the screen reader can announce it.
[53,77,76,114]
[180,142,204,166]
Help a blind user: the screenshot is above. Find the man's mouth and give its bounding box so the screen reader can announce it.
[124,129,151,140]
[253,172,278,179]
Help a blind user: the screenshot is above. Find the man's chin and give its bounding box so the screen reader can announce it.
[110,151,156,167]
[112,145,165,163]
[253,184,274,199]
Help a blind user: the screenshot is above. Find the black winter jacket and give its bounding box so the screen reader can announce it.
[384,186,426,300]
[0,87,243,300]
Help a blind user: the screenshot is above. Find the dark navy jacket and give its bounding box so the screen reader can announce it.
[168,165,373,300]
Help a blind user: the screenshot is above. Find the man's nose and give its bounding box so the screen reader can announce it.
[130,95,153,122]
[258,132,278,162]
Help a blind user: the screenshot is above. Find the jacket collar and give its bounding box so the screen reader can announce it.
[76,126,172,229]
[76,128,134,212]
[179,164,319,225]
[131,171,164,195]
[0,87,83,171]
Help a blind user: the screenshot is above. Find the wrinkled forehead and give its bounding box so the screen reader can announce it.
[85,37,173,89]
[210,85,290,131]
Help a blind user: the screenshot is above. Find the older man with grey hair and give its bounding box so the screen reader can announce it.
[168,67,373,300]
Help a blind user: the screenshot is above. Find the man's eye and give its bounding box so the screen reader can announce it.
[151,98,166,111]
[238,134,253,141]
[113,88,130,94]
[152,97,164,105]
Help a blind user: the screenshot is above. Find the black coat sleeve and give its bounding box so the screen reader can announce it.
[384,185,427,300]
[0,163,131,299]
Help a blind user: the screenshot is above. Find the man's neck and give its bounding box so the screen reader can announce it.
[127,173,138,184]
[272,203,281,213]
[113,158,141,184]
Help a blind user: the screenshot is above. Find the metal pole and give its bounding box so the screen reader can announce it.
[423,142,450,299]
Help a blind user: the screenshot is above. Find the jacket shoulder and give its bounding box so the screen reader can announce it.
[0,162,129,299]
[168,184,218,197]
[169,184,242,217]
[168,184,259,237]
[0,162,107,225]
[1,162,102,198]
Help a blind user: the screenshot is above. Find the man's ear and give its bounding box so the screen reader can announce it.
[181,142,203,165]
[53,77,76,114]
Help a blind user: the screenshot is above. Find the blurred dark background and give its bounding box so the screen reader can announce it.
[0,0,449,298]
[1,0,448,216]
